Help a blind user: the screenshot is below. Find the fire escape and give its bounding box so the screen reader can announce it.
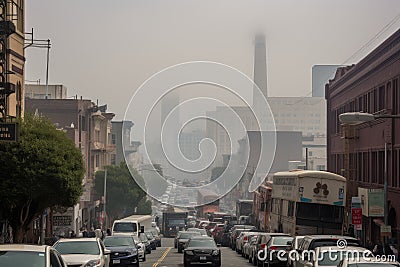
[0,0,16,122]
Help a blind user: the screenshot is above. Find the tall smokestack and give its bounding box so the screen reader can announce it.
[253,34,267,107]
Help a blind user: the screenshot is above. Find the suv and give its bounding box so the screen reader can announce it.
[296,235,361,267]
[298,235,361,252]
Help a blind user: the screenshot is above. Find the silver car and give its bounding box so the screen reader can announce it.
[0,244,67,267]
[54,238,110,267]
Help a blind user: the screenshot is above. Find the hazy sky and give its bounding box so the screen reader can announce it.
[25,0,400,122]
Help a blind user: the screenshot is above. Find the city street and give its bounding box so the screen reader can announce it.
[141,238,252,267]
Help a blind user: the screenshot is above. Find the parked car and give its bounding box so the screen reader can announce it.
[339,257,400,267]
[251,233,290,266]
[103,235,139,267]
[287,235,304,267]
[132,235,146,261]
[0,244,67,267]
[263,236,294,266]
[53,238,110,267]
[177,231,201,253]
[183,236,221,267]
[236,231,251,254]
[243,233,261,259]
[144,232,157,250]
[138,233,152,254]
[149,228,161,247]
[298,246,373,267]
[298,235,361,252]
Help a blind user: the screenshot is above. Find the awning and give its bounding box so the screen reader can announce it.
[373,218,385,226]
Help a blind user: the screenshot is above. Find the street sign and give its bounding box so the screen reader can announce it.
[0,122,18,142]
[352,208,362,225]
[381,225,391,237]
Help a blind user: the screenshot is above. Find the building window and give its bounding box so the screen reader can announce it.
[111,154,116,165]
[95,154,100,168]
[378,85,385,111]
[95,130,100,142]
[288,201,294,217]
[111,134,116,145]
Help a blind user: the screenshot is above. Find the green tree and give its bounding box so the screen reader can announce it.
[0,114,84,243]
[94,162,151,222]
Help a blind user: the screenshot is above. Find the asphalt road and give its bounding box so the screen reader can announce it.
[140,237,256,267]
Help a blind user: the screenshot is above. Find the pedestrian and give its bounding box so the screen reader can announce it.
[390,242,398,261]
[81,227,88,237]
[88,227,96,238]
[373,240,384,256]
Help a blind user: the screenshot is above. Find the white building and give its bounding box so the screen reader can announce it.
[25,84,68,99]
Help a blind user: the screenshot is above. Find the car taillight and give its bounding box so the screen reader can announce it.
[261,244,266,249]
[269,246,277,251]
[244,236,248,242]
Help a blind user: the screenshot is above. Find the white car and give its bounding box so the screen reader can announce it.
[0,244,67,267]
[132,235,146,261]
[54,238,110,267]
[300,246,374,267]
[339,257,400,267]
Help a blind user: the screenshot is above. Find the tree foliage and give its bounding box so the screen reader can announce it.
[0,114,84,243]
[94,162,151,221]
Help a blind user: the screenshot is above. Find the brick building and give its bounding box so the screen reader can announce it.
[326,29,400,245]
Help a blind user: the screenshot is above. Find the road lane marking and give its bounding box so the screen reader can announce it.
[152,247,172,267]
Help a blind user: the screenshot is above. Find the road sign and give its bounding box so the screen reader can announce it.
[381,225,391,237]
[352,208,362,225]
[0,123,18,142]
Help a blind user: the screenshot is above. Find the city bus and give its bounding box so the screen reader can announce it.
[269,170,346,236]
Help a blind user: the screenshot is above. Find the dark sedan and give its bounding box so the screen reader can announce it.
[103,236,139,267]
[177,231,201,253]
[183,236,221,267]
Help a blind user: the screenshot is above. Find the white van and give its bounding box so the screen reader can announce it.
[111,215,152,236]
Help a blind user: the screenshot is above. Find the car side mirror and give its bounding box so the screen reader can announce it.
[104,249,111,255]
[140,226,145,233]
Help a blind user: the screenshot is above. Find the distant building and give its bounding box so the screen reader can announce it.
[25,84,68,99]
[110,121,141,166]
[312,65,340,97]
[206,97,327,170]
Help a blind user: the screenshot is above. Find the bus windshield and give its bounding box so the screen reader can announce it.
[113,222,137,233]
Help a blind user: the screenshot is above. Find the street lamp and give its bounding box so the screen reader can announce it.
[339,112,400,228]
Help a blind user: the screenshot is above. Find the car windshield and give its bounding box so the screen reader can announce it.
[139,234,148,241]
[189,229,207,235]
[271,237,293,246]
[318,251,373,266]
[0,251,46,267]
[180,232,200,239]
[54,241,100,255]
[113,222,137,233]
[311,239,360,250]
[188,239,217,248]
[104,237,135,247]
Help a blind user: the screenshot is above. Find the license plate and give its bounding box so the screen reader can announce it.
[113,259,120,264]
[200,256,207,260]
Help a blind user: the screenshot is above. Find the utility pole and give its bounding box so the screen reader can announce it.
[24,28,51,98]
[103,168,107,229]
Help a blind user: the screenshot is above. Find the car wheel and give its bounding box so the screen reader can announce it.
[134,256,139,267]
[184,261,190,267]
